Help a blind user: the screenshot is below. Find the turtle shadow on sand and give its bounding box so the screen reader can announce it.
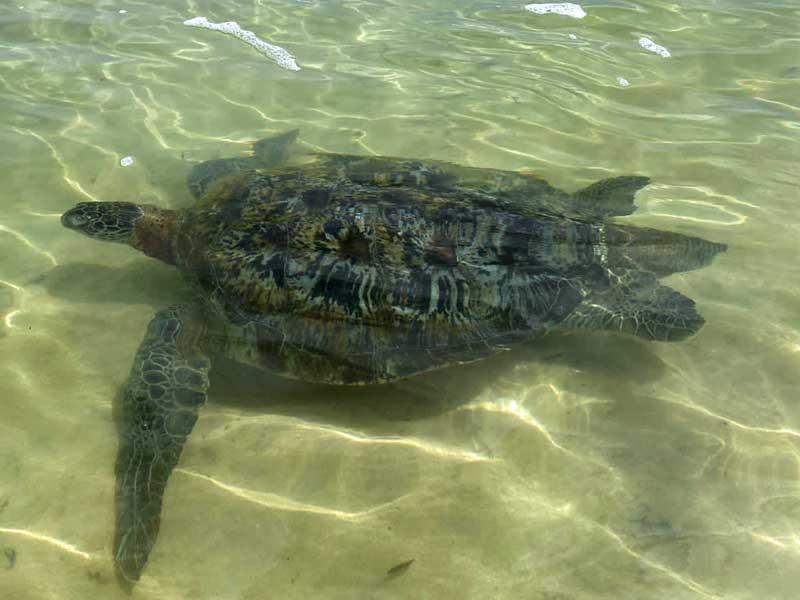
[203,330,667,425]
[58,129,724,588]
[41,261,187,307]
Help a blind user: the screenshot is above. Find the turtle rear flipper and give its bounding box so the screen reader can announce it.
[605,224,727,277]
[114,305,210,584]
[571,175,650,218]
[561,270,705,341]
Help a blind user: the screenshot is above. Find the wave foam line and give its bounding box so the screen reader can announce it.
[524,3,586,19]
[639,37,671,58]
[184,17,300,71]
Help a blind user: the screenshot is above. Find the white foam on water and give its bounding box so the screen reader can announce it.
[120,156,134,167]
[638,37,671,58]
[183,16,301,71]
[617,77,630,87]
[524,3,586,19]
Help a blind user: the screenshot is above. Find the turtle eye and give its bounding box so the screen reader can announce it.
[61,206,92,230]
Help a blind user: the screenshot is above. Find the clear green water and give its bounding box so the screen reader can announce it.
[1,1,798,598]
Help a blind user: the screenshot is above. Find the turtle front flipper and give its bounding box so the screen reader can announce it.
[252,128,300,166]
[187,129,300,199]
[114,305,210,584]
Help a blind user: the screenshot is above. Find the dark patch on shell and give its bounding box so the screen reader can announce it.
[425,237,458,267]
[260,254,287,288]
[380,188,415,205]
[220,195,245,223]
[302,187,332,210]
[322,219,345,238]
[338,229,371,262]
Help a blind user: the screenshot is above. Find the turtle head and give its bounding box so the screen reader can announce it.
[61,201,145,243]
[62,201,179,265]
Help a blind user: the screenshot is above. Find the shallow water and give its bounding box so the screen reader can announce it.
[1,1,798,598]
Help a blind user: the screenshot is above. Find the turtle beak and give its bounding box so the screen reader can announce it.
[61,206,90,230]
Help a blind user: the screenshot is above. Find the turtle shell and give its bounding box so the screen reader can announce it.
[174,138,724,384]
[173,168,609,383]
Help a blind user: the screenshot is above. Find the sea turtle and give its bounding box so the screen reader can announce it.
[61,130,725,584]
